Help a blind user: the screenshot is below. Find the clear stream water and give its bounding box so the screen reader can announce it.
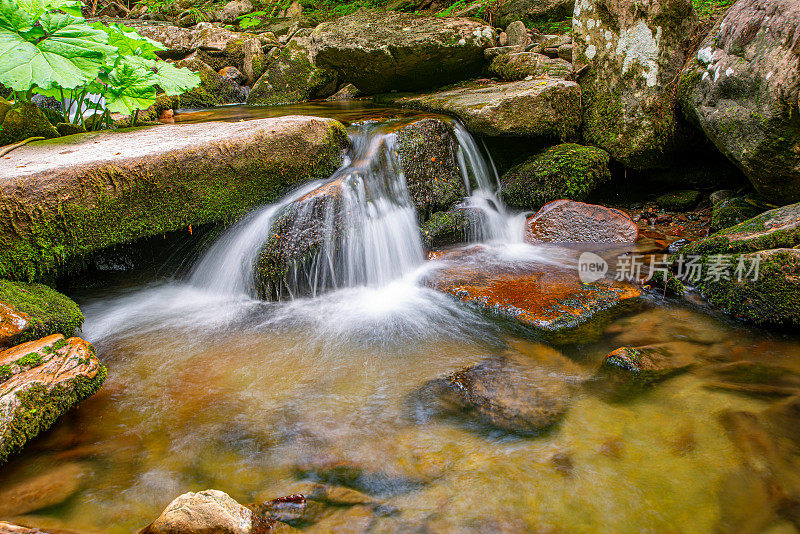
[2,104,800,533]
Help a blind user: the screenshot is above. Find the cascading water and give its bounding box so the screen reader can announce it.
[188,117,519,300]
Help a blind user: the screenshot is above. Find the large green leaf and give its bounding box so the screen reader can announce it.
[153,61,200,96]
[17,0,82,19]
[103,58,157,114]
[95,22,163,61]
[0,6,115,91]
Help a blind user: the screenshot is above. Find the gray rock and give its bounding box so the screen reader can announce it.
[219,0,252,23]
[505,20,530,49]
[573,0,699,169]
[488,51,573,81]
[679,0,800,204]
[310,10,496,94]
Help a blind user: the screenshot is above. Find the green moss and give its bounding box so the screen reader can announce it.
[0,354,106,464]
[420,210,472,250]
[0,122,348,282]
[655,190,702,211]
[0,101,59,146]
[710,196,765,232]
[0,280,83,344]
[500,143,611,209]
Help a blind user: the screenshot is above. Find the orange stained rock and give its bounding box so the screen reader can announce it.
[0,303,28,349]
[526,200,639,244]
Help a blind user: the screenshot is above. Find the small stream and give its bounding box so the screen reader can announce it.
[3,104,800,533]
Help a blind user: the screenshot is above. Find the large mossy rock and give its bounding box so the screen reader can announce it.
[423,245,642,343]
[679,0,800,204]
[394,118,465,218]
[311,10,496,94]
[415,351,575,435]
[500,143,611,209]
[420,208,484,250]
[247,34,337,105]
[492,0,575,28]
[0,281,83,349]
[573,0,698,169]
[0,334,105,464]
[177,57,246,107]
[379,79,582,139]
[0,117,348,281]
[0,100,59,146]
[710,195,766,233]
[696,249,800,328]
[487,52,573,81]
[681,202,800,255]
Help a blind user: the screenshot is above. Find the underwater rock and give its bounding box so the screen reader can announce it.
[525,200,639,243]
[423,245,642,342]
[703,361,800,397]
[0,462,88,516]
[395,118,465,218]
[0,116,348,281]
[247,34,337,105]
[140,489,297,534]
[291,458,427,497]
[573,0,698,169]
[311,10,496,94]
[600,342,699,386]
[379,79,581,139]
[0,335,106,464]
[0,281,83,349]
[679,0,800,204]
[414,352,574,435]
[487,52,573,81]
[500,144,611,210]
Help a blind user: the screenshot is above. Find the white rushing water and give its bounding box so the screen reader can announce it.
[187,118,520,300]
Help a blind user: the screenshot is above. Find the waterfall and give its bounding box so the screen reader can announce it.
[190,118,517,299]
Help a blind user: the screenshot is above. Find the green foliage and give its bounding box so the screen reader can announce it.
[435,0,499,17]
[0,0,198,134]
[691,0,734,17]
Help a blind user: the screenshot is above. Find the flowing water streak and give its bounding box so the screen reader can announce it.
[190,118,524,299]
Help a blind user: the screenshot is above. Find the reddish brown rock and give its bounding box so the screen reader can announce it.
[423,245,642,342]
[0,304,29,349]
[526,200,639,244]
[0,335,106,464]
[600,342,700,385]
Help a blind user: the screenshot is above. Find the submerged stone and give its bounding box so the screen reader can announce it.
[0,461,88,516]
[378,79,581,139]
[0,281,83,349]
[311,10,496,94]
[0,116,348,281]
[600,342,698,386]
[703,361,800,397]
[414,352,575,435]
[0,335,106,464]
[500,144,611,210]
[525,200,639,243]
[423,245,642,342]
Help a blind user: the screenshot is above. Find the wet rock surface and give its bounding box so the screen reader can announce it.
[500,144,611,210]
[0,335,106,464]
[423,245,642,342]
[0,116,348,280]
[413,351,577,435]
[679,0,800,204]
[600,342,699,386]
[379,79,581,139]
[703,361,800,397]
[311,10,496,94]
[525,200,639,243]
[0,282,82,349]
[0,462,88,516]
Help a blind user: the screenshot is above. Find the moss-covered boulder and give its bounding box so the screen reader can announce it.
[487,52,573,81]
[500,143,611,210]
[679,0,800,204]
[247,34,337,105]
[0,334,105,464]
[573,0,699,169]
[0,281,83,349]
[379,79,581,139]
[177,57,246,107]
[395,118,465,218]
[0,99,59,146]
[655,190,701,211]
[311,10,496,94]
[710,196,766,233]
[696,249,800,328]
[420,208,485,250]
[0,116,349,281]
[681,202,800,256]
